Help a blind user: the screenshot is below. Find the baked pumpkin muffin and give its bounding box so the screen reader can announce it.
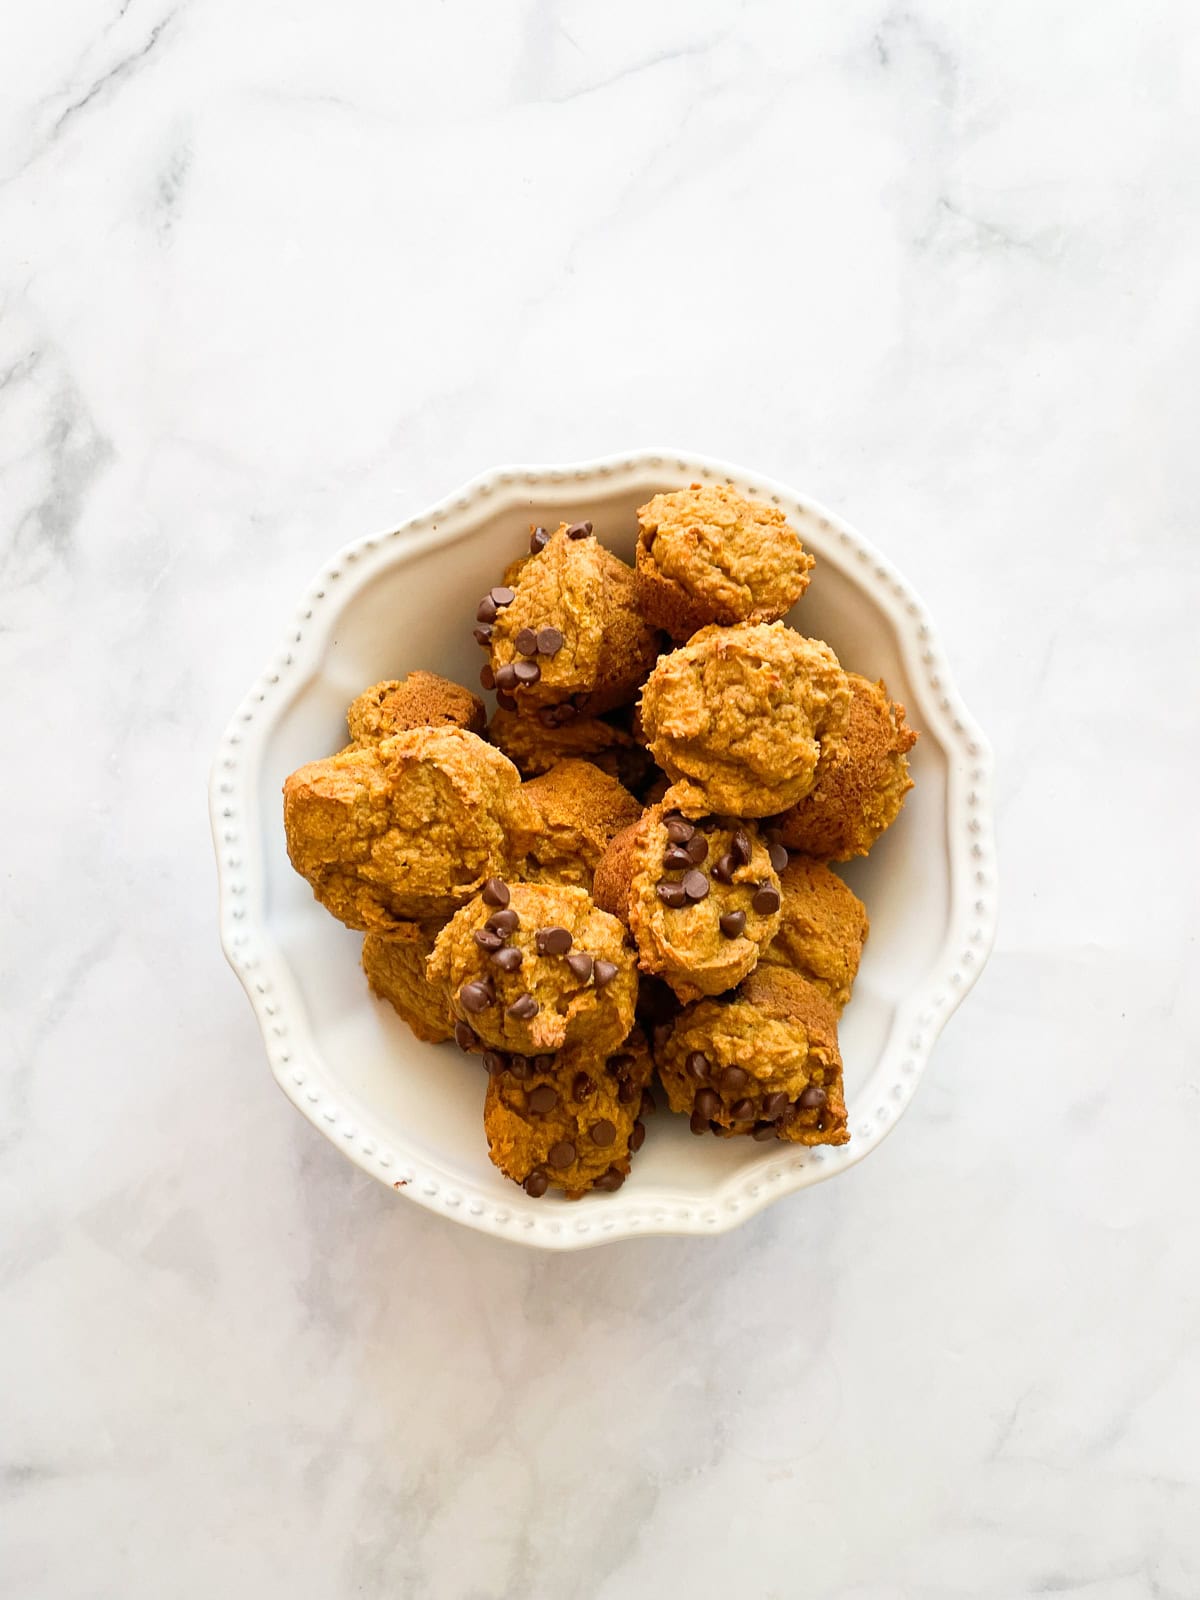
[758,856,868,1011]
[427,881,638,1058]
[486,705,656,793]
[475,523,660,717]
[593,806,784,1002]
[347,672,485,745]
[482,1029,655,1197]
[362,922,453,1043]
[654,967,848,1145]
[634,483,814,641]
[520,760,643,891]
[776,674,917,860]
[638,622,851,817]
[282,726,533,932]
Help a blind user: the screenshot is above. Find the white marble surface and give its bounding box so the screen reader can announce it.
[3,1,1198,1594]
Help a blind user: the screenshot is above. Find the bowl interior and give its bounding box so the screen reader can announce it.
[254,474,953,1215]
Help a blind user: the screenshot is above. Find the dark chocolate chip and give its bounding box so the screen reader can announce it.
[473,626,493,647]
[530,525,550,554]
[474,928,503,951]
[532,1054,556,1072]
[752,884,781,915]
[565,521,593,539]
[573,1072,595,1101]
[508,1054,531,1078]
[608,1054,633,1074]
[618,1078,639,1104]
[536,926,573,957]
[593,959,619,988]
[527,1084,558,1114]
[555,703,578,723]
[482,1049,505,1074]
[459,981,492,1014]
[664,817,695,844]
[798,1084,827,1109]
[536,626,563,656]
[767,840,789,872]
[681,869,709,901]
[512,660,541,685]
[712,853,736,884]
[685,1051,710,1081]
[566,952,594,982]
[593,1167,625,1191]
[685,833,709,865]
[719,1065,748,1094]
[689,1110,711,1135]
[752,1123,778,1141]
[486,908,520,935]
[490,586,515,607]
[453,1022,475,1051]
[514,627,539,656]
[476,595,498,624]
[496,691,518,712]
[495,663,519,691]
[591,1119,616,1147]
[762,1091,791,1118]
[657,881,687,908]
[537,705,561,728]
[629,1120,646,1152]
[730,1098,757,1120]
[547,1140,576,1169]
[523,1169,549,1196]
[731,829,752,867]
[641,1088,657,1115]
[491,945,523,973]
[719,910,746,939]
[662,846,692,870]
[694,1088,721,1118]
[506,993,539,1020]
[652,1023,673,1054]
[481,877,510,908]
[480,665,496,691]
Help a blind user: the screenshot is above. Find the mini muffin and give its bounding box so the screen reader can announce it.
[347,672,485,745]
[634,483,815,641]
[362,922,453,1043]
[520,760,643,891]
[427,881,638,1058]
[758,857,868,1011]
[474,523,661,717]
[482,1029,655,1198]
[776,674,917,860]
[593,806,783,1002]
[282,727,533,932]
[487,706,656,793]
[639,622,851,818]
[654,967,848,1145]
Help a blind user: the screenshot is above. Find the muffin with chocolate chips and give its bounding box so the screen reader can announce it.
[520,759,643,891]
[475,523,661,717]
[427,881,637,1058]
[639,621,851,818]
[758,856,869,1011]
[482,1029,655,1198]
[634,483,815,642]
[487,705,656,793]
[776,674,918,861]
[654,967,848,1145]
[362,921,453,1044]
[593,805,784,1002]
[347,672,485,746]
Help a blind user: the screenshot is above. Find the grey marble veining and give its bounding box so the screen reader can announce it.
[2,1,1199,1595]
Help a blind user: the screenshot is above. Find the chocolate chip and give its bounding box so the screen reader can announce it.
[657,881,687,908]
[662,845,692,870]
[459,981,492,1014]
[685,834,709,865]
[527,1084,558,1114]
[566,952,594,982]
[731,829,752,867]
[719,910,746,939]
[506,993,539,1020]
[514,627,539,656]
[798,1084,827,1110]
[453,1022,475,1050]
[555,703,577,723]
[530,525,550,554]
[719,1065,748,1094]
[476,595,498,624]
[752,1123,778,1141]
[652,1023,672,1054]
[689,1110,711,1135]
[536,926,573,956]
[565,521,592,539]
[523,1169,549,1196]
[473,626,493,647]
[548,1140,576,1169]
[591,1119,616,1147]
[491,945,523,972]
[752,884,781,915]
[479,665,495,691]
[762,1091,791,1118]
[629,1120,646,1152]
[608,1054,633,1074]
[641,1088,657,1115]
[681,869,709,901]
[536,626,563,656]
[730,1098,757,1120]
[664,817,695,844]
[767,840,789,873]
[573,1072,595,1101]
[695,1088,721,1118]
[509,1054,531,1078]
[482,1049,505,1073]
[495,663,518,691]
[686,1051,710,1081]
[496,691,518,712]
[712,853,736,884]
[490,586,515,607]
[532,1054,556,1072]
[618,1078,639,1104]
[486,908,520,935]
[474,928,503,951]
[593,1167,625,1191]
[593,959,619,988]
[512,660,541,685]
[537,705,560,728]
[481,877,510,908]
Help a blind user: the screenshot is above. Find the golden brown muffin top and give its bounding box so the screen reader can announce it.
[520,759,643,891]
[347,672,485,745]
[362,921,453,1044]
[758,856,868,1010]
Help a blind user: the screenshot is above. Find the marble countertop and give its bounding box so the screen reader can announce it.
[4,2,1198,1595]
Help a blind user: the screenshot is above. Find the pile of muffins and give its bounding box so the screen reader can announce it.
[282,485,917,1199]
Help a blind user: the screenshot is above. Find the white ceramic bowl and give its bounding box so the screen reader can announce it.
[210,451,996,1249]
